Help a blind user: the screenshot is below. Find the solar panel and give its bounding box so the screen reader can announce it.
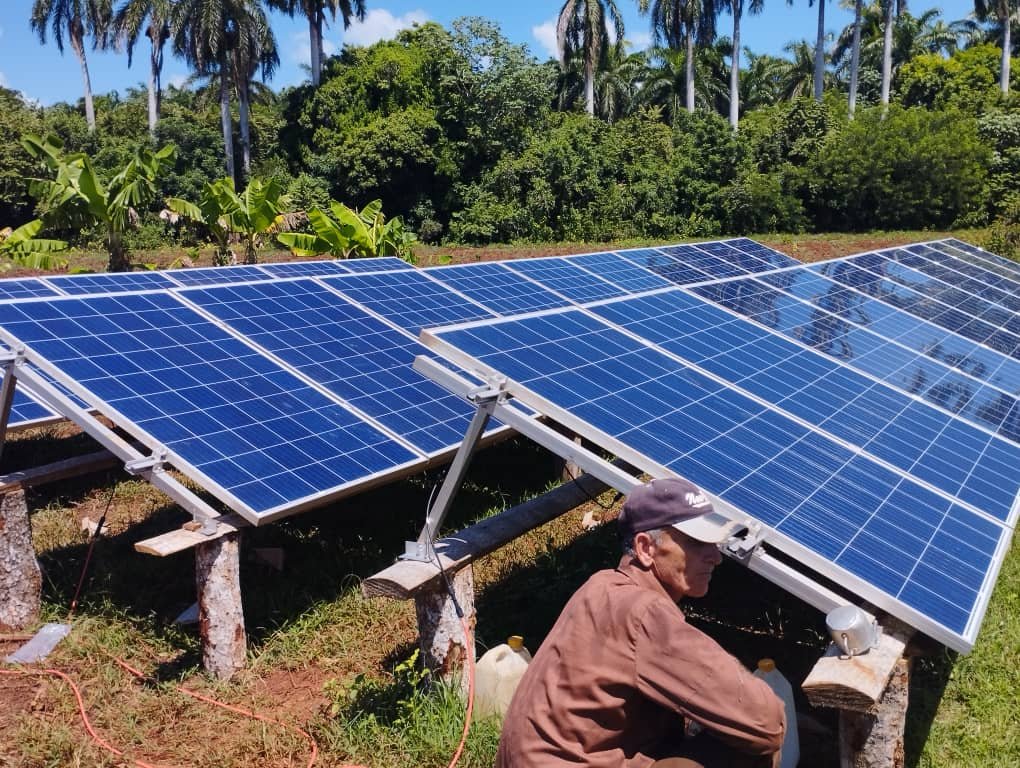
[565,252,673,293]
[817,258,1020,359]
[335,256,415,273]
[422,308,1013,651]
[502,257,626,303]
[258,260,352,278]
[726,238,800,269]
[164,265,272,287]
[8,386,60,430]
[894,245,1020,315]
[0,292,421,522]
[45,271,180,295]
[321,271,495,334]
[0,278,60,300]
[617,248,711,285]
[425,262,570,315]
[591,289,1020,520]
[936,239,1020,281]
[178,279,486,455]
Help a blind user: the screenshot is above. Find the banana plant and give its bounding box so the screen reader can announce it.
[277,199,417,262]
[0,219,67,271]
[21,133,175,273]
[166,177,286,265]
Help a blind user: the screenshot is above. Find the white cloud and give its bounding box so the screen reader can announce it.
[289,30,338,66]
[626,32,652,51]
[168,73,188,88]
[340,9,429,48]
[532,19,558,60]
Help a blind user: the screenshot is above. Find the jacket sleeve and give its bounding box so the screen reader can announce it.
[633,598,786,757]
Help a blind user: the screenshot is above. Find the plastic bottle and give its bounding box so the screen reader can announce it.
[472,635,532,720]
[753,658,800,768]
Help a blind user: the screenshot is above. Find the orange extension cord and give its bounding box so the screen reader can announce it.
[0,616,477,768]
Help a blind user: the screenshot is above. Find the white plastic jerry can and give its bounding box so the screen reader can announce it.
[753,658,800,768]
[472,635,533,721]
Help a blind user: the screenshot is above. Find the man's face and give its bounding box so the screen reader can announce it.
[645,527,723,601]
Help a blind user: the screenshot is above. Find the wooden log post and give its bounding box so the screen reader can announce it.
[195,531,247,680]
[0,488,41,631]
[803,618,915,768]
[414,564,476,684]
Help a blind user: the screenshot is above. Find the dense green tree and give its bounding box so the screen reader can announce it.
[113,0,173,137]
[557,0,625,116]
[30,0,113,132]
[899,43,1016,110]
[0,89,47,226]
[974,0,1020,95]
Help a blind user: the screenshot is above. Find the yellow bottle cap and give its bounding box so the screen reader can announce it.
[507,635,524,651]
[757,658,776,672]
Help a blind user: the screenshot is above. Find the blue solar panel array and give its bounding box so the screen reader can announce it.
[425,263,570,315]
[502,257,627,304]
[257,260,352,278]
[45,271,180,295]
[0,278,59,301]
[179,279,488,455]
[424,304,1013,651]
[9,386,58,428]
[0,292,419,519]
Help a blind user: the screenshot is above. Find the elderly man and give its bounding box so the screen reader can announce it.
[496,477,786,768]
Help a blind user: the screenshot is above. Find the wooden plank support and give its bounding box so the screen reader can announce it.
[0,488,42,631]
[364,471,614,679]
[134,513,248,557]
[195,531,246,680]
[0,450,119,494]
[802,617,915,768]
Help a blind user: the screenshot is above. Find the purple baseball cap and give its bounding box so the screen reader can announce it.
[618,478,741,544]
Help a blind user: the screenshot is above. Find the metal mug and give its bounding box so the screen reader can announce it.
[825,605,880,657]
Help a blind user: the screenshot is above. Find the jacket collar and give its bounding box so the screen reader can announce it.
[616,554,679,607]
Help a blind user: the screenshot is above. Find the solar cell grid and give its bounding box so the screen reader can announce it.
[502,257,627,304]
[8,386,58,428]
[0,292,420,520]
[817,260,1020,359]
[565,252,673,293]
[938,239,1020,280]
[622,248,712,285]
[424,308,1011,646]
[258,260,352,278]
[322,270,496,334]
[165,265,271,287]
[659,244,748,279]
[424,262,570,315]
[591,290,1020,521]
[896,245,1020,314]
[45,271,179,295]
[0,278,60,300]
[335,256,415,273]
[178,279,484,454]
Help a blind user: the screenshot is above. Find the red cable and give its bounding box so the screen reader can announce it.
[0,667,163,768]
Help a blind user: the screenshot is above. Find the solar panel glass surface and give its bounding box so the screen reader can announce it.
[425,309,1009,647]
[8,387,58,428]
[179,279,483,454]
[45,271,179,295]
[937,239,1020,281]
[336,257,415,273]
[566,252,673,293]
[0,278,60,300]
[895,245,1020,314]
[0,292,419,520]
[592,290,1020,521]
[257,260,352,278]
[502,257,627,303]
[165,265,271,287]
[425,262,570,315]
[322,271,495,334]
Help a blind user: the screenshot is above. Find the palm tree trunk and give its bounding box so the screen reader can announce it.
[1001,15,1012,96]
[310,10,323,87]
[239,79,251,178]
[219,69,236,183]
[848,0,863,118]
[813,0,825,101]
[70,31,97,132]
[880,0,894,106]
[686,33,696,112]
[730,8,741,129]
[585,58,595,116]
[148,43,159,139]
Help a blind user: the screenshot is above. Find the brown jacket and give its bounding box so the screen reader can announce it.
[496,556,785,768]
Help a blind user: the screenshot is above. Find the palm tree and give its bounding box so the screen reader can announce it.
[740,50,787,108]
[231,6,278,176]
[595,45,647,122]
[30,0,112,132]
[808,0,828,100]
[720,0,764,128]
[638,46,687,122]
[557,0,626,116]
[974,0,1019,95]
[170,0,277,182]
[848,0,863,116]
[639,0,718,112]
[270,1,365,86]
[779,39,827,99]
[879,0,902,107]
[113,0,174,139]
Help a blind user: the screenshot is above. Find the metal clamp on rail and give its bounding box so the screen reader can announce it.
[124,447,169,476]
[725,521,767,561]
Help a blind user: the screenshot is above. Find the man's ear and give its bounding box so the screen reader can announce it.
[633,530,657,568]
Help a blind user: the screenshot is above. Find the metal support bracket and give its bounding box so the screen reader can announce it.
[724,521,767,561]
[401,379,507,562]
[0,347,27,463]
[124,446,169,476]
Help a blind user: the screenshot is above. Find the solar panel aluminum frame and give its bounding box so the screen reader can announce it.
[413,355,854,618]
[418,319,1011,653]
[0,324,430,527]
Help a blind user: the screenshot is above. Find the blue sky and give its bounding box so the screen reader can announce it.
[1,1,978,106]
